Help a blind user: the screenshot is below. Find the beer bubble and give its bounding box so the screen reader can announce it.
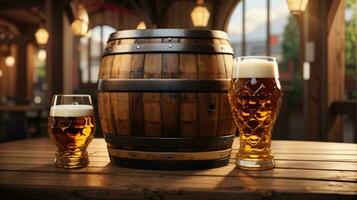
[250,78,257,85]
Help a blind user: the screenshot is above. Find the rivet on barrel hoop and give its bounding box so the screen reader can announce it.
[136,45,140,49]
[168,44,173,48]
[131,153,136,158]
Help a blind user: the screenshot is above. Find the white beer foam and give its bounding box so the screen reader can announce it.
[50,105,94,117]
[233,58,279,78]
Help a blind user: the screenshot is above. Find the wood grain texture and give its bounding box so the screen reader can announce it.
[0,138,356,200]
[129,42,145,136]
[143,39,163,136]
[179,45,198,137]
[162,38,180,137]
[98,31,235,140]
[97,30,259,166]
[197,53,219,136]
[326,0,345,141]
[98,55,115,134]
[306,0,346,141]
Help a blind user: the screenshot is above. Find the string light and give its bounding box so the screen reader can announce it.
[71,3,89,36]
[136,21,146,29]
[5,56,15,67]
[37,49,47,61]
[287,0,309,14]
[191,0,210,27]
[35,24,49,45]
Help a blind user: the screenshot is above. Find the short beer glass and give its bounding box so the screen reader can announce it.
[228,57,282,170]
[48,95,95,168]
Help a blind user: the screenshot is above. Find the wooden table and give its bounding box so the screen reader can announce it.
[0,104,48,138]
[0,138,356,199]
[0,104,48,112]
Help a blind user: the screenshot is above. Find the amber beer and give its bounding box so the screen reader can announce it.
[48,98,95,168]
[228,57,282,170]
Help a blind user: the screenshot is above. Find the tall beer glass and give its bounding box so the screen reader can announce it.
[48,95,95,168]
[228,56,282,170]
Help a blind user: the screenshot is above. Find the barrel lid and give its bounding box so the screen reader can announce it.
[108,29,230,41]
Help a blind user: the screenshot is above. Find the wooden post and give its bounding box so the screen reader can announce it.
[326,0,345,141]
[242,0,246,56]
[355,0,357,143]
[15,37,27,100]
[45,0,64,99]
[26,44,35,99]
[306,0,345,141]
[214,0,240,30]
[266,0,271,56]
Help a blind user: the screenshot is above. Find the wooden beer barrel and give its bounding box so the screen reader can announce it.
[97,29,237,169]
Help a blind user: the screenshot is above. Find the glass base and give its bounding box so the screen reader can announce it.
[237,158,275,170]
[55,150,89,169]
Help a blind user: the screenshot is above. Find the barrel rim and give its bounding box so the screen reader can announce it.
[103,43,233,55]
[107,147,232,161]
[108,29,230,41]
[110,156,230,170]
[104,134,235,151]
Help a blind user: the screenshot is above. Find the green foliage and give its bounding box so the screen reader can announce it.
[281,16,300,72]
[347,0,355,8]
[345,0,356,74]
[281,15,302,107]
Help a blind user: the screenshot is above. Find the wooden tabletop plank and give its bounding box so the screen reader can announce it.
[0,186,356,200]
[0,138,357,199]
[0,162,356,183]
[2,148,357,156]
[1,149,357,162]
[3,156,356,172]
[1,138,356,150]
[0,171,356,195]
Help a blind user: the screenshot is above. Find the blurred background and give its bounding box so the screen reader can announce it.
[0,0,355,143]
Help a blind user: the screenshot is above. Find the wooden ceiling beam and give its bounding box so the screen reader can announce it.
[128,0,172,28]
[0,0,45,10]
[0,18,19,35]
[0,13,22,26]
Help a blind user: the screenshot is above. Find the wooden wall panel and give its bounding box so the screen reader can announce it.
[0,45,17,99]
[326,0,345,141]
[26,44,35,99]
[306,1,323,140]
[45,0,63,99]
[306,0,345,141]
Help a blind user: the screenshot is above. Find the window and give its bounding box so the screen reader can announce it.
[79,25,116,84]
[227,0,291,59]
